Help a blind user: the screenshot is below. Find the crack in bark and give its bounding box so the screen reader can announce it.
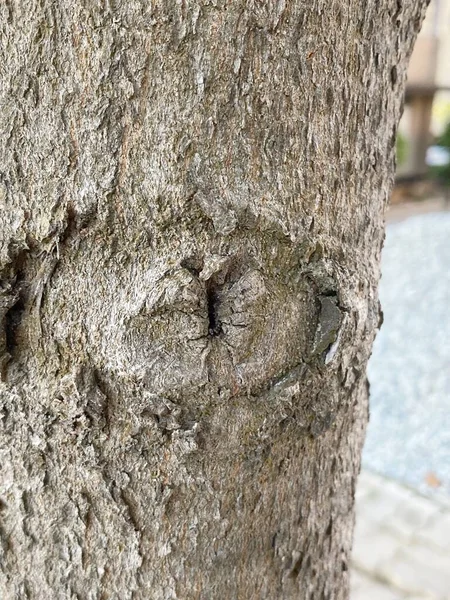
[4,296,25,357]
[206,282,223,337]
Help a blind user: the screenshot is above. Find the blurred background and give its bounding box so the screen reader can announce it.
[395,0,450,197]
[351,1,450,598]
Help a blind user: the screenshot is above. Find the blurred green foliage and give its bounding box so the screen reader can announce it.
[430,121,450,185]
[438,120,450,149]
[396,132,408,168]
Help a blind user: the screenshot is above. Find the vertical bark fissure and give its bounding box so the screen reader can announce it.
[206,281,223,337]
[4,296,25,358]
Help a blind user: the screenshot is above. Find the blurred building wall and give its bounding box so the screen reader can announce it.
[397,0,450,179]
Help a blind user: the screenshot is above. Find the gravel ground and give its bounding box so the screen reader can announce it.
[363,211,450,499]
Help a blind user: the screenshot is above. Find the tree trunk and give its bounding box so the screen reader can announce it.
[0,2,427,598]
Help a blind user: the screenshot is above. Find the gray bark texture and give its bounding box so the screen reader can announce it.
[0,1,428,599]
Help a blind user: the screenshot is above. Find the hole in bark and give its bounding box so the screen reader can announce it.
[42,470,50,487]
[206,282,222,337]
[289,554,303,579]
[390,65,398,87]
[60,203,77,244]
[4,296,25,356]
[180,256,203,277]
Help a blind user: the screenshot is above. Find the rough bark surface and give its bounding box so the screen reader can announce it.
[0,2,427,599]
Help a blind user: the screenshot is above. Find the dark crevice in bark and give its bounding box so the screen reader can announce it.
[4,293,26,359]
[120,489,141,534]
[60,204,78,245]
[206,282,222,337]
[180,256,203,276]
[289,553,304,579]
[59,203,98,249]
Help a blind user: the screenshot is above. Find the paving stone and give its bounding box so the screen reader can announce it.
[404,596,439,600]
[377,542,450,598]
[355,476,373,504]
[352,470,450,600]
[386,494,439,540]
[350,570,405,600]
[355,482,409,526]
[357,470,389,493]
[415,509,450,553]
[352,522,402,573]
[350,570,368,593]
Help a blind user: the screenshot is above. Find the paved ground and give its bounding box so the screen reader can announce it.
[351,201,450,599]
[352,470,450,600]
[364,209,450,497]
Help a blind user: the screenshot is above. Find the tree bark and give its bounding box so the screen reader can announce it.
[0,2,428,599]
